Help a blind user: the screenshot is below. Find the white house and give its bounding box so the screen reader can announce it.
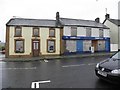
[103,14,120,51]
[6,18,63,58]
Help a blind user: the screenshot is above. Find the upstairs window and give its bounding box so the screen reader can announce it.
[99,28,103,37]
[15,26,22,37]
[71,27,77,36]
[49,28,55,37]
[33,28,39,37]
[86,27,91,37]
[15,39,24,53]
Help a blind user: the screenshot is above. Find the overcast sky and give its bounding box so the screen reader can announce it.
[0,0,119,42]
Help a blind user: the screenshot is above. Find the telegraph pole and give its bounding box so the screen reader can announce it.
[118,1,120,71]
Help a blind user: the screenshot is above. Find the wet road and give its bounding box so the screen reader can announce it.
[1,55,120,89]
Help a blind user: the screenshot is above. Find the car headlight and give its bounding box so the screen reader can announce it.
[96,63,99,68]
[111,69,120,74]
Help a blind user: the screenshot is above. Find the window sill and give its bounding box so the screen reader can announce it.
[32,36,40,37]
[15,51,24,53]
[47,51,55,53]
[14,36,22,37]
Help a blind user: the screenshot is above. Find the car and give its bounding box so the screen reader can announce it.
[95,51,120,84]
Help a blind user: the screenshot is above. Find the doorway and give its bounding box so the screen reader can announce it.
[32,40,40,57]
[92,40,98,52]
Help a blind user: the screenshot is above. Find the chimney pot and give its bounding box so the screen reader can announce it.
[105,14,110,19]
[95,18,100,23]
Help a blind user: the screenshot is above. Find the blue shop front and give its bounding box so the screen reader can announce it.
[63,36,110,54]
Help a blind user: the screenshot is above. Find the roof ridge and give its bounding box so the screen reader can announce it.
[60,17,96,22]
[13,18,56,21]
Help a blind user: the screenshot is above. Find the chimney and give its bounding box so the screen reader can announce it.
[95,17,100,23]
[105,14,110,19]
[56,12,61,26]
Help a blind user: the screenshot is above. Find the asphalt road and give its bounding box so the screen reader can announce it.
[1,55,120,89]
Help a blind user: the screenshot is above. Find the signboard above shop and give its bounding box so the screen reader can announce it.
[62,36,110,40]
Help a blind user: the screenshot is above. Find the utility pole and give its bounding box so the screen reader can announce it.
[105,8,108,14]
[118,1,120,51]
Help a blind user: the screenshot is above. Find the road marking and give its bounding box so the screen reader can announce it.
[1,67,37,70]
[31,80,51,88]
[38,80,51,83]
[62,64,85,68]
[88,63,96,66]
[62,63,96,68]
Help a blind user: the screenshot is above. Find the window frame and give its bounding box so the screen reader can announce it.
[99,28,104,37]
[14,39,25,53]
[49,28,55,37]
[14,26,22,37]
[86,27,91,37]
[32,27,40,37]
[47,39,56,53]
[71,26,77,36]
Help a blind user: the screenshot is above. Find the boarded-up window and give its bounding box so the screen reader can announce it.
[15,26,22,37]
[49,28,55,37]
[99,29,103,37]
[33,28,39,37]
[71,27,77,36]
[86,27,91,37]
[47,40,55,53]
[98,40,105,51]
[15,40,24,53]
[83,40,91,51]
[66,40,76,52]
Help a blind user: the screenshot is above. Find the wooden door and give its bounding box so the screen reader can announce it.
[92,40,98,51]
[32,40,40,57]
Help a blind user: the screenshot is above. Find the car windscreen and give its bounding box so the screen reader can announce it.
[112,51,120,60]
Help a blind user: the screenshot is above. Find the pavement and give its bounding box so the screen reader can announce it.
[0,52,115,62]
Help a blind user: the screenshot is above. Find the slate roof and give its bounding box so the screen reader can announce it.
[108,19,120,26]
[6,17,109,29]
[6,18,56,27]
[60,18,109,29]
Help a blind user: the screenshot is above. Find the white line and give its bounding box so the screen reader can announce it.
[1,67,37,70]
[88,63,96,66]
[31,80,51,88]
[38,80,51,84]
[62,64,85,68]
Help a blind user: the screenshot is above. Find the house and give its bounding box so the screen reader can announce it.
[56,13,110,54]
[103,14,120,51]
[5,17,63,58]
[0,42,5,53]
[6,12,110,58]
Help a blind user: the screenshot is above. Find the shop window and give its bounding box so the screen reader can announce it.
[15,39,24,53]
[15,26,22,37]
[33,28,39,37]
[47,40,55,53]
[49,28,55,37]
[71,27,77,36]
